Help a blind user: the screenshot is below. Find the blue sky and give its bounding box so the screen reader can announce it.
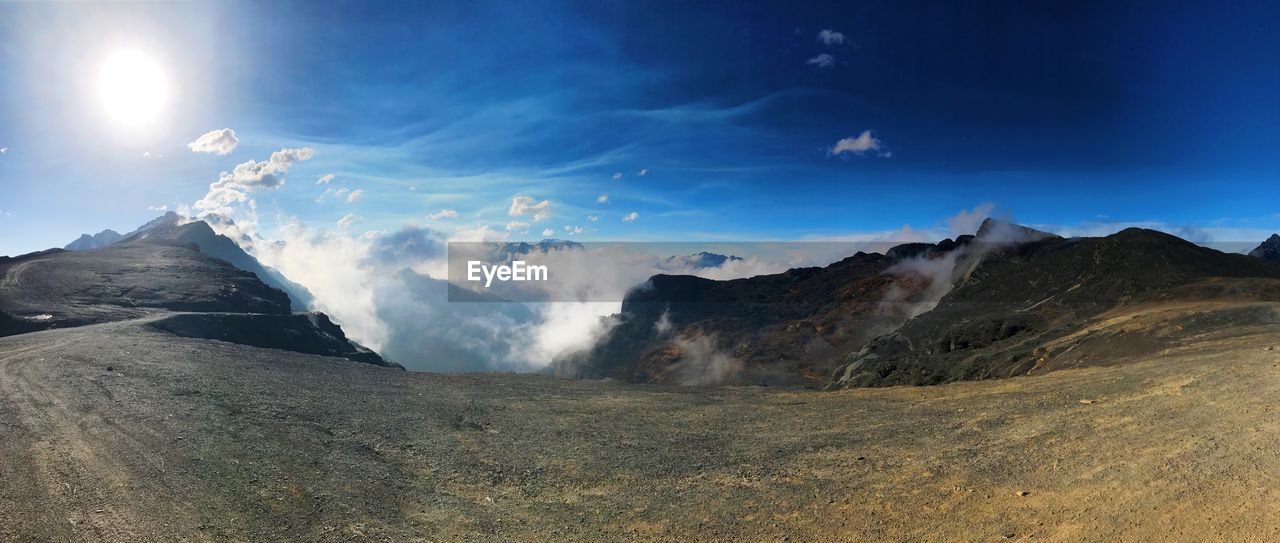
[2,0,1280,256]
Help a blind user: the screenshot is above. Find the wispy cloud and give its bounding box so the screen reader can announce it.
[337,213,359,228]
[596,193,609,204]
[317,173,336,185]
[806,53,835,68]
[347,188,365,204]
[428,209,458,220]
[622,211,639,222]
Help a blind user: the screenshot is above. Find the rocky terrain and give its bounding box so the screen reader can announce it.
[4,312,1280,541]
[569,220,1280,390]
[1,235,394,368]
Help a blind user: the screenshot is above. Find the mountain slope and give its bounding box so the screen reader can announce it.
[66,212,314,311]
[830,228,1280,387]
[0,237,395,367]
[1250,234,1280,262]
[559,238,975,386]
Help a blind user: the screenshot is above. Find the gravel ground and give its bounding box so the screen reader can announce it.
[3,316,1280,542]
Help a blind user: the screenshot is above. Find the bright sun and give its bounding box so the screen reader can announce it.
[97,49,169,129]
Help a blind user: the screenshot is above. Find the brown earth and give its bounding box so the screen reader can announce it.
[4,303,1280,542]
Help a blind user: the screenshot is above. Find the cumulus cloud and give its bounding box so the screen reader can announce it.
[346,188,365,204]
[0,147,8,154]
[807,53,835,68]
[194,147,315,217]
[830,130,886,156]
[612,172,623,180]
[337,213,358,228]
[428,209,458,220]
[563,225,584,235]
[506,220,531,231]
[817,29,845,45]
[587,215,599,222]
[508,195,552,221]
[317,174,335,185]
[187,128,239,155]
[596,193,609,204]
[622,211,639,222]
[542,228,555,237]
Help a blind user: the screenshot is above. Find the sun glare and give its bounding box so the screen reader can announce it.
[96,49,169,129]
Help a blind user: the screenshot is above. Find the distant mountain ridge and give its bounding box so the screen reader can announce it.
[1250,234,1280,262]
[566,219,1280,388]
[65,229,123,251]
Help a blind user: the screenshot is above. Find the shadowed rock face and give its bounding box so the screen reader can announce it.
[146,312,400,368]
[1250,234,1280,262]
[558,239,976,387]
[1,237,391,367]
[830,228,1280,388]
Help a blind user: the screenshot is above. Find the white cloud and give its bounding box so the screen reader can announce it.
[830,130,885,156]
[147,205,168,211]
[637,168,648,176]
[947,203,997,236]
[622,211,639,222]
[317,174,335,185]
[506,220,531,231]
[337,213,358,228]
[807,53,835,68]
[187,128,239,155]
[817,29,845,46]
[346,189,365,204]
[596,193,609,204]
[509,195,552,221]
[541,228,555,237]
[563,225,584,235]
[0,147,8,154]
[193,147,315,217]
[612,172,623,180]
[587,215,600,222]
[428,209,458,220]
[142,151,163,159]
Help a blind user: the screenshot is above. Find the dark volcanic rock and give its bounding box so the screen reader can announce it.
[557,241,962,387]
[147,312,400,368]
[829,228,1280,388]
[0,240,292,334]
[1249,234,1280,262]
[120,214,315,311]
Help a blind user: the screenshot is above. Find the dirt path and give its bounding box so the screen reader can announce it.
[3,319,1280,541]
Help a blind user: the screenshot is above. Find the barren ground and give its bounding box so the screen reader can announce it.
[3,310,1280,542]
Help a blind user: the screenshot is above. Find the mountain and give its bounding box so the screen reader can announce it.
[556,236,980,386]
[0,236,396,367]
[66,212,314,311]
[64,229,123,251]
[662,251,744,270]
[1250,234,1280,261]
[829,227,1280,387]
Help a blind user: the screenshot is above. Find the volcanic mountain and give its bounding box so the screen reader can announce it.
[1250,234,1280,262]
[66,212,314,311]
[2,232,395,368]
[557,233,985,386]
[568,220,1280,389]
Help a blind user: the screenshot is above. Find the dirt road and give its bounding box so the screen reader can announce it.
[3,318,1280,541]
